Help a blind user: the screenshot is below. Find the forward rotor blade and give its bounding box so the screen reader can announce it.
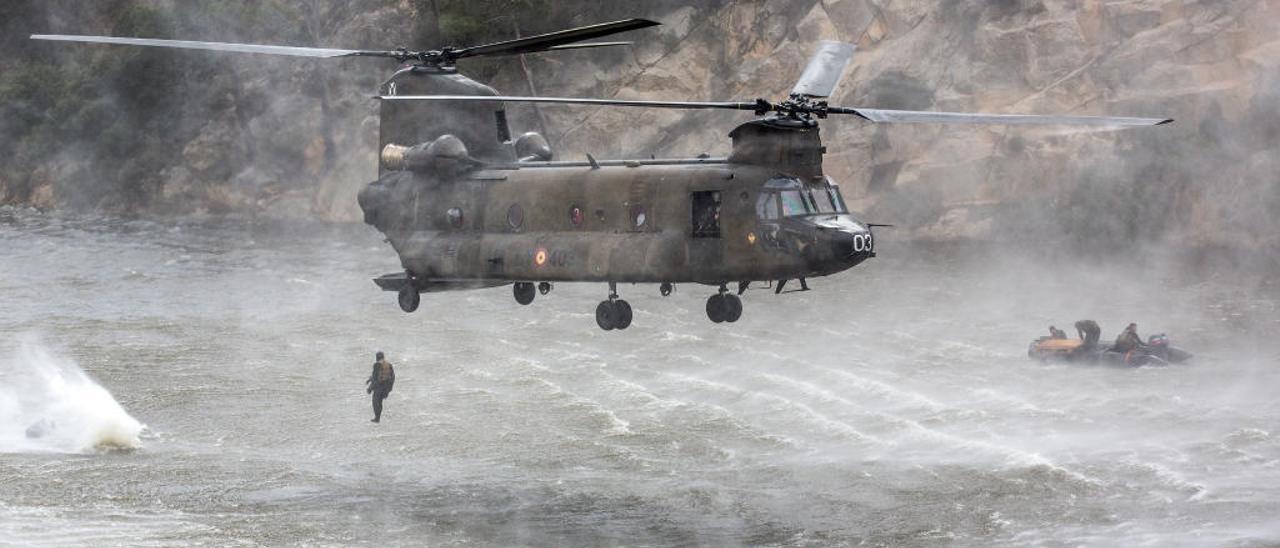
[545,41,633,52]
[30,34,390,59]
[455,18,659,59]
[832,107,1173,127]
[377,94,761,112]
[792,41,856,98]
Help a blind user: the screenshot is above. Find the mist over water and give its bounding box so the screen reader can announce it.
[1,206,1278,546]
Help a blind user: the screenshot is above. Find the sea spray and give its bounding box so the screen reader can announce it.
[0,336,143,453]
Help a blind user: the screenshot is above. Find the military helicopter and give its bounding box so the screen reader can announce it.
[33,18,1171,331]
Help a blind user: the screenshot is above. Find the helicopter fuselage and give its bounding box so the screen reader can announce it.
[359,158,874,291]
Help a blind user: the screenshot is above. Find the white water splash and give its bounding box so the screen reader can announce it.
[0,337,143,453]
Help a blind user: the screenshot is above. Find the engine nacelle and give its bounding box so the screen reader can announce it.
[380,134,478,174]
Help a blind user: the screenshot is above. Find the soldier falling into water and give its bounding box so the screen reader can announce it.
[366,351,395,423]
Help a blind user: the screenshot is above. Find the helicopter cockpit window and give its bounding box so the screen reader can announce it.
[824,178,849,213]
[756,193,780,220]
[810,186,848,214]
[691,190,721,238]
[780,190,813,217]
[812,189,838,214]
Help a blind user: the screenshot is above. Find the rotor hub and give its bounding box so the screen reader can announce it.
[770,94,831,121]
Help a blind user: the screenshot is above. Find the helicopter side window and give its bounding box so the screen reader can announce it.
[691,190,721,238]
[447,207,465,229]
[755,192,780,220]
[630,204,647,228]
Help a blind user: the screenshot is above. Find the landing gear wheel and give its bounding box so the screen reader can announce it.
[723,294,743,323]
[613,300,633,330]
[706,294,727,323]
[514,282,536,305]
[538,282,553,295]
[596,301,616,331]
[398,286,420,313]
[660,282,673,297]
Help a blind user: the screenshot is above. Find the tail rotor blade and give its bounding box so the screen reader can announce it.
[791,41,856,98]
[831,107,1173,127]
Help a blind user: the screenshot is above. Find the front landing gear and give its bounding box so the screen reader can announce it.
[398,285,420,313]
[595,282,633,331]
[705,285,743,324]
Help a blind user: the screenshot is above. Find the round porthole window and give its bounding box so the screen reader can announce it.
[569,205,584,227]
[507,204,524,230]
[447,207,464,228]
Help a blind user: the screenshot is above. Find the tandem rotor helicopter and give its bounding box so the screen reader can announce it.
[33,18,1171,331]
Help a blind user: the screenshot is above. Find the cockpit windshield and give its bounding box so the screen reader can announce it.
[758,176,849,219]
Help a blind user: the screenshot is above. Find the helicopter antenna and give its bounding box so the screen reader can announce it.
[31,18,659,69]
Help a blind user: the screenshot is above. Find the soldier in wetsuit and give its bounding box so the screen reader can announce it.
[1112,323,1145,354]
[1048,325,1067,339]
[365,351,396,423]
[1074,319,1101,350]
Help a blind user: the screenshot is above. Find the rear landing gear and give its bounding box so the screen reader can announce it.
[705,285,742,324]
[514,282,536,305]
[398,285,420,313]
[595,282,633,331]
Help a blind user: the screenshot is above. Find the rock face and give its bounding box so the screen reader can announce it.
[504,0,1280,251]
[5,1,1278,252]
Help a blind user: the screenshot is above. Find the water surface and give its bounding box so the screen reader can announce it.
[1,207,1277,546]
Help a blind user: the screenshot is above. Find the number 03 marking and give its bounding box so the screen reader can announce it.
[852,234,872,253]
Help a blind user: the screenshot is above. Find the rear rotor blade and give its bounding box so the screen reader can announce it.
[30,34,391,58]
[378,94,762,112]
[455,18,659,59]
[792,41,856,98]
[832,107,1173,127]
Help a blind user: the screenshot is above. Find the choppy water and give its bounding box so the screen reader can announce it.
[1,206,1278,547]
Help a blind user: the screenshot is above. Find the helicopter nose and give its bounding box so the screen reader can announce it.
[358,180,388,227]
[829,228,874,260]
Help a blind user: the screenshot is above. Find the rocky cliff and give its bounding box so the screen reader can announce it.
[3,0,1277,253]
[508,0,1280,251]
